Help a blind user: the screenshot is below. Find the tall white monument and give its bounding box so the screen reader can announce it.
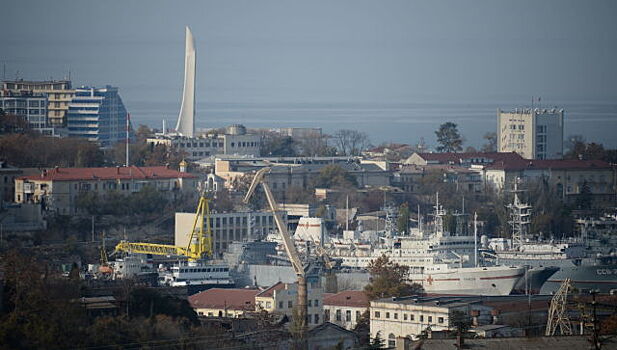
[175,26,196,137]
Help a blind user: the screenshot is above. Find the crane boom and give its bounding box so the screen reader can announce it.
[243,167,308,341]
[113,193,213,261]
[243,167,305,277]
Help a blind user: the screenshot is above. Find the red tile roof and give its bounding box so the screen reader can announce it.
[415,152,524,164]
[188,288,260,311]
[323,290,369,308]
[256,281,286,298]
[18,165,197,181]
[485,159,613,171]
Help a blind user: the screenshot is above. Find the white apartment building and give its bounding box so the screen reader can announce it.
[175,210,287,254]
[370,296,492,347]
[255,281,324,327]
[323,290,369,330]
[497,108,564,159]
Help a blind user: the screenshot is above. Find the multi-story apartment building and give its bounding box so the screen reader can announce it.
[66,86,130,148]
[175,210,287,254]
[255,281,324,327]
[14,165,198,215]
[0,162,22,203]
[497,108,564,159]
[0,90,51,134]
[323,290,369,330]
[1,80,75,128]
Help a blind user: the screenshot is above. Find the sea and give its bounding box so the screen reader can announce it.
[130,99,617,149]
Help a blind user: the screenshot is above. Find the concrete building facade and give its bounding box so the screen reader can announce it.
[1,80,75,128]
[255,281,324,327]
[15,165,197,215]
[323,290,369,330]
[497,108,564,159]
[175,210,287,254]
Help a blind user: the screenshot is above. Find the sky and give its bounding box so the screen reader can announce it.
[2,0,617,148]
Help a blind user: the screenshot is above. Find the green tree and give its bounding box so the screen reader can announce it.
[481,132,497,152]
[397,203,410,234]
[260,134,297,157]
[364,255,423,300]
[312,164,358,189]
[435,122,463,153]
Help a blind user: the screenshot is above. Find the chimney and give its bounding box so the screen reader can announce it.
[116,166,120,174]
[470,310,480,326]
[491,309,500,324]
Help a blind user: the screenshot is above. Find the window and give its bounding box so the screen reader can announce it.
[278,301,283,309]
[266,301,271,308]
[314,300,319,307]
[388,334,396,348]
[346,310,351,322]
[420,315,424,322]
[356,311,361,321]
[394,313,398,320]
[314,314,319,324]
[374,311,380,318]
[324,309,330,321]
[288,301,293,308]
[308,300,312,307]
[438,317,444,324]
[336,309,342,321]
[386,312,390,319]
[404,314,408,321]
[428,316,432,323]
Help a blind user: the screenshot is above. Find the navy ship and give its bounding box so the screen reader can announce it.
[490,184,617,294]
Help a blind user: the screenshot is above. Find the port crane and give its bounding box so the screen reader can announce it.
[113,192,213,261]
[243,167,308,338]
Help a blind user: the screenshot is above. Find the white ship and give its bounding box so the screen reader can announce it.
[327,195,525,295]
[158,260,234,288]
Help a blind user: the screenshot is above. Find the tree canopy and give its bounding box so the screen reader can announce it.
[435,122,463,153]
[312,164,358,189]
[364,254,423,300]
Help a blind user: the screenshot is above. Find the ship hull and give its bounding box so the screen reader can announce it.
[511,266,559,295]
[540,264,617,294]
[416,266,525,296]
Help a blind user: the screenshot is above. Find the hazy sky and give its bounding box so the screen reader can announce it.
[2,1,617,147]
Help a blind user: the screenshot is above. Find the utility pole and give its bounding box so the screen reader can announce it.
[91,215,95,242]
[591,290,600,350]
[126,113,130,167]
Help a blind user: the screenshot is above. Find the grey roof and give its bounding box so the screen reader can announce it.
[413,335,616,350]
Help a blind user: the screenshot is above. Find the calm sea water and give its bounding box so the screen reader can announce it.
[130,100,617,149]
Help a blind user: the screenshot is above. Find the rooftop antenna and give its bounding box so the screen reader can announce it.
[125,113,130,167]
[2,63,5,80]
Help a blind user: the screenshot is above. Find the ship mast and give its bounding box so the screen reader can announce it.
[508,179,532,249]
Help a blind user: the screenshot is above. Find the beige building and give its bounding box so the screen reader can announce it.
[483,158,616,200]
[323,290,369,330]
[1,80,75,127]
[189,288,260,318]
[175,210,287,255]
[14,165,198,215]
[370,296,493,347]
[497,108,564,159]
[255,281,324,327]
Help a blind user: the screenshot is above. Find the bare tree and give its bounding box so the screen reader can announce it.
[333,129,370,156]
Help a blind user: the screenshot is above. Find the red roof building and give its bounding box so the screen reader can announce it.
[323,290,369,330]
[14,165,198,215]
[189,288,260,318]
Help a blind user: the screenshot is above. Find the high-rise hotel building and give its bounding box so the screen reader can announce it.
[67,86,131,148]
[497,108,564,159]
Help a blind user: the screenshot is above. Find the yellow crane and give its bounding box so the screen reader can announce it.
[113,193,213,261]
